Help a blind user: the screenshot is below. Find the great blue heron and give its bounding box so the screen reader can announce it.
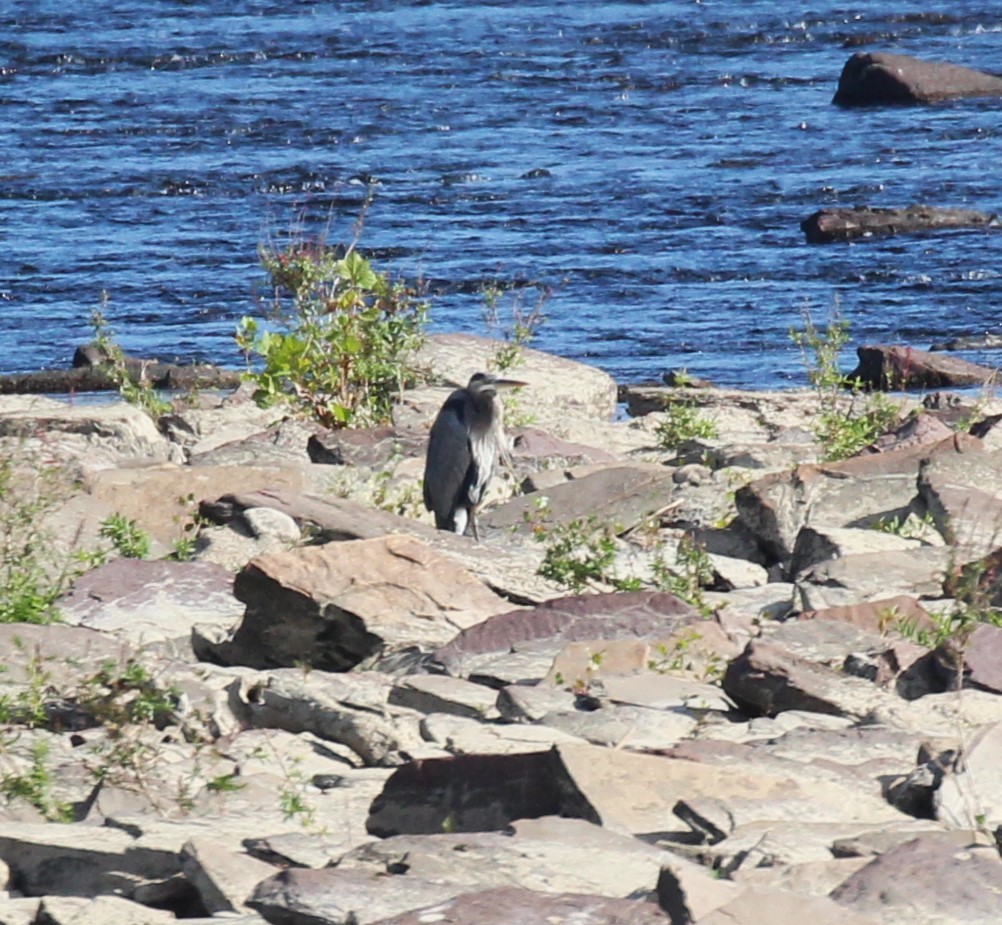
[423,371,527,540]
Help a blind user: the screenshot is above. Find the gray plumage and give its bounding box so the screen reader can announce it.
[423,371,527,540]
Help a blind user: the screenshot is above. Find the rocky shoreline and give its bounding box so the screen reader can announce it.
[1,332,1002,924]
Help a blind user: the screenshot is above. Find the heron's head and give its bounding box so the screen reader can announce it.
[466,371,528,398]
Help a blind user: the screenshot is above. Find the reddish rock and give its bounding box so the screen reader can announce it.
[831,834,1002,921]
[848,344,998,391]
[431,591,699,676]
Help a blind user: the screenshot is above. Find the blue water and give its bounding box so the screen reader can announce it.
[2,2,1001,388]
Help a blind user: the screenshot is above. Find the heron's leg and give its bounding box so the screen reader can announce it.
[470,511,480,543]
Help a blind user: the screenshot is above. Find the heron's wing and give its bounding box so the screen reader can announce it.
[423,394,476,527]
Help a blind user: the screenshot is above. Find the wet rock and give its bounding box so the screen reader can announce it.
[803,206,998,244]
[833,51,1002,106]
[199,535,511,671]
[849,344,999,391]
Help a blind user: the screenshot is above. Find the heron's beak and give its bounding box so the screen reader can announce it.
[494,378,528,390]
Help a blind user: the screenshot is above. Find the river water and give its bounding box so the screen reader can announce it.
[2,2,1001,388]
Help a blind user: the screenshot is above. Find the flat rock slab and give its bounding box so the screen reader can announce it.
[833,50,1002,106]
[368,886,669,925]
[830,833,1002,922]
[58,558,242,648]
[203,489,564,604]
[339,816,675,899]
[202,535,511,671]
[483,463,678,534]
[87,464,306,547]
[848,344,999,390]
[802,206,998,245]
[366,741,905,839]
[431,591,699,678]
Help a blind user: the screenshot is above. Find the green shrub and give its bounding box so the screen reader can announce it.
[236,239,428,429]
[0,456,105,624]
[655,397,719,451]
[790,304,899,461]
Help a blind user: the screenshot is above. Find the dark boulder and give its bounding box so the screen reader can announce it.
[833,51,1002,106]
[801,205,997,244]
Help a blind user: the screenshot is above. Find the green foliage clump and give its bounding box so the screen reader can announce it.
[481,280,549,374]
[236,238,428,429]
[655,397,719,451]
[533,513,623,592]
[790,305,899,462]
[99,514,151,559]
[90,300,173,418]
[0,456,106,624]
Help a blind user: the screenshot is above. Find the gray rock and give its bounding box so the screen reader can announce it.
[935,722,1002,830]
[789,525,923,577]
[698,888,880,925]
[35,894,177,924]
[241,506,301,542]
[0,823,180,899]
[367,886,670,925]
[794,547,952,611]
[339,816,676,899]
[201,489,565,604]
[411,333,619,434]
[723,640,890,720]
[85,463,305,549]
[248,866,466,925]
[180,838,276,916]
[484,463,679,535]
[389,675,499,720]
[735,436,968,569]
